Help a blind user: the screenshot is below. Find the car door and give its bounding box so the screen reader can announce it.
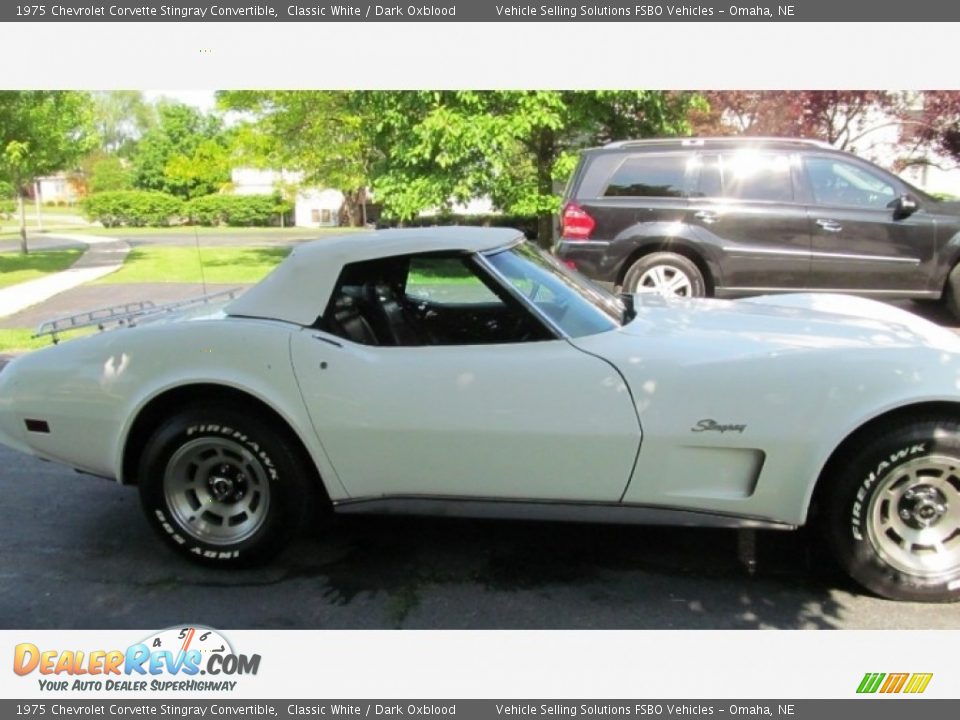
[289,253,641,503]
[687,151,812,293]
[801,154,937,292]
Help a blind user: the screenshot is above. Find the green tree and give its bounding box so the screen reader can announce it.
[83,152,134,193]
[91,91,155,156]
[219,91,702,239]
[0,91,95,253]
[218,90,375,225]
[131,102,229,199]
[367,91,703,244]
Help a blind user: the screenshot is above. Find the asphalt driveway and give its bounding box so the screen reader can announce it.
[3,443,960,630]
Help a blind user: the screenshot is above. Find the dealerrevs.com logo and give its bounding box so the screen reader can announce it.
[857,672,933,694]
[13,626,260,693]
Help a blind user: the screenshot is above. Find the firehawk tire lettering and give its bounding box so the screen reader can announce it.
[823,419,960,602]
[850,443,928,541]
[138,405,315,567]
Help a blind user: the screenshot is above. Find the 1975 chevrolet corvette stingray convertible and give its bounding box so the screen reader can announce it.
[5,227,960,601]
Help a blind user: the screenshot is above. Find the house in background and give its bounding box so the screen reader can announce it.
[294,187,344,227]
[230,168,345,228]
[35,174,80,204]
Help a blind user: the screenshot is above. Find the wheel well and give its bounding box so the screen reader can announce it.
[808,400,960,520]
[121,384,327,501]
[616,241,714,294]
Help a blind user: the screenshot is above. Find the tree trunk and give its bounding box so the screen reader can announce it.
[17,191,28,255]
[34,182,43,233]
[340,189,365,227]
[536,128,556,249]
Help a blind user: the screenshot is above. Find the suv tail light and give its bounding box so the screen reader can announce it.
[561,202,595,241]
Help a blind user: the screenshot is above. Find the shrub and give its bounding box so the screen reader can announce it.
[185,193,286,227]
[81,191,183,227]
[0,198,15,219]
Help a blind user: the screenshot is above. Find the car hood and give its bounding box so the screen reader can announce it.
[614,292,960,353]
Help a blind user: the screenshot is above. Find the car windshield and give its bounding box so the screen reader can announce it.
[484,242,623,337]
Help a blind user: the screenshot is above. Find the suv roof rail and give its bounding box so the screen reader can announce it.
[602,136,836,150]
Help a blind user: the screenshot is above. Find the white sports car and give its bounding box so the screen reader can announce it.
[3,227,960,602]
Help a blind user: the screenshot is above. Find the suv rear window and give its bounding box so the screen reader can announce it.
[604,155,687,198]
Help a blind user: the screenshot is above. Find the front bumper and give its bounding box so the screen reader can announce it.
[0,360,32,456]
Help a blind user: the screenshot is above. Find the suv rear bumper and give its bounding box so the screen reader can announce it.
[554,239,625,284]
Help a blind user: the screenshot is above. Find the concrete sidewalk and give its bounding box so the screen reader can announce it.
[0,234,129,318]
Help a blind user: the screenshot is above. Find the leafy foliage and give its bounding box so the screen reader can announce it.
[692,91,894,148]
[0,91,95,251]
[366,91,702,243]
[91,91,155,156]
[221,90,702,242]
[81,190,183,227]
[907,92,960,167]
[218,90,374,225]
[130,102,230,199]
[185,193,288,226]
[84,153,134,193]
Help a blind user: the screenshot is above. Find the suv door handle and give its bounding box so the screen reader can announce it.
[816,219,843,233]
[694,210,718,224]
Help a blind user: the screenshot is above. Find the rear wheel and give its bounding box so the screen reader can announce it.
[138,404,315,566]
[821,417,960,602]
[622,252,706,298]
[944,263,960,320]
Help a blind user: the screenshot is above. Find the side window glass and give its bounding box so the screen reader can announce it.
[406,257,501,305]
[322,254,548,347]
[806,157,897,209]
[604,155,687,197]
[693,155,723,198]
[719,151,795,202]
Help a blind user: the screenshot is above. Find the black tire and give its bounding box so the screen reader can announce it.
[622,252,707,297]
[821,416,960,602]
[138,404,316,567]
[944,263,960,320]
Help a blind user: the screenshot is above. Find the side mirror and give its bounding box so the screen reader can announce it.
[895,194,919,219]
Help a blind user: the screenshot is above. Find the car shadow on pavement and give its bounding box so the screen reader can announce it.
[277,516,853,629]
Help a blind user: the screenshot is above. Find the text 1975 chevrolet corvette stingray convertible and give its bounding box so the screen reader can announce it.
[4,227,960,602]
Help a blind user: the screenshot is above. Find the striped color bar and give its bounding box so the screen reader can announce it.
[857,672,933,694]
[904,673,934,694]
[857,673,885,694]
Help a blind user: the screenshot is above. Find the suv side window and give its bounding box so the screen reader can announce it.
[604,154,688,198]
[717,151,795,203]
[805,157,898,209]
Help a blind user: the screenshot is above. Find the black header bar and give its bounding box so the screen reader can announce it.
[4,0,958,22]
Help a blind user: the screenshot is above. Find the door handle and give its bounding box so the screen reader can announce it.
[694,210,718,224]
[816,219,843,233]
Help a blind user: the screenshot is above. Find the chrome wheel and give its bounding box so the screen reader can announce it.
[637,265,693,297]
[163,437,271,546]
[866,455,960,578]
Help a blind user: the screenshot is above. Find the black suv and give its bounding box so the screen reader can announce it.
[556,137,960,317]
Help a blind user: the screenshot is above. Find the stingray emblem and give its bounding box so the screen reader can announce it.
[691,419,747,434]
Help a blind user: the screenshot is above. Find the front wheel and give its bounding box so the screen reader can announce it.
[622,252,706,298]
[138,404,315,566]
[821,417,960,602]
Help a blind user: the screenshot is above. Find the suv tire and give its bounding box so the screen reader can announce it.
[622,252,706,298]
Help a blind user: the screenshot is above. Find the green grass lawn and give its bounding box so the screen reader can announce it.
[0,328,94,353]
[0,249,83,288]
[95,246,291,285]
